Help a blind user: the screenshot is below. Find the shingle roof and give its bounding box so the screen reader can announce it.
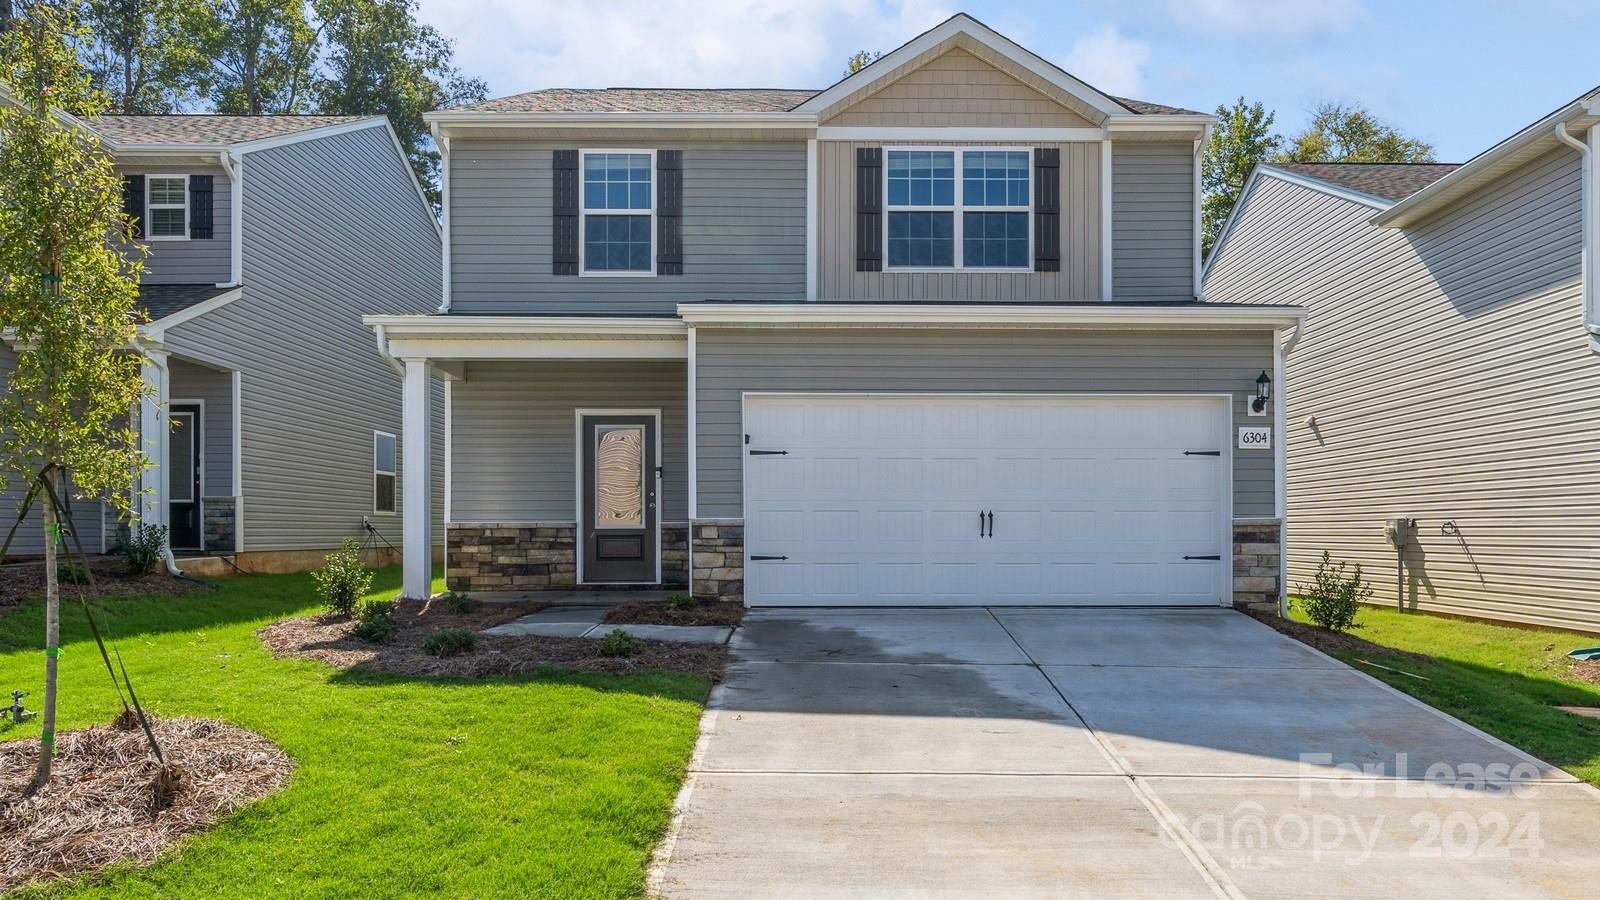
[138,284,236,320]
[1272,163,1463,203]
[89,115,373,146]
[450,87,1200,116]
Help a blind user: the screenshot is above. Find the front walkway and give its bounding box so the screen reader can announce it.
[651,608,1600,898]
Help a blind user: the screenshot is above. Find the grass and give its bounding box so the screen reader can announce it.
[0,566,709,898]
[1288,602,1600,787]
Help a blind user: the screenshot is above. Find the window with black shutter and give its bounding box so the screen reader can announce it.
[123,174,145,238]
[855,147,882,272]
[552,149,580,275]
[656,150,682,275]
[189,174,214,239]
[1033,148,1060,272]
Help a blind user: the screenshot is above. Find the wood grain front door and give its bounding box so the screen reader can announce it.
[581,414,658,583]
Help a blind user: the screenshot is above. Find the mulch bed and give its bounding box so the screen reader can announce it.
[1570,660,1600,687]
[0,718,291,893]
[601,599,745,627]
[258,598,727,683]
[1243,608,1433,666]
[0,557,203,612]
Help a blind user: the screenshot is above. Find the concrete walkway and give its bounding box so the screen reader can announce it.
[482,606,734,644]
[650,607,1600,898]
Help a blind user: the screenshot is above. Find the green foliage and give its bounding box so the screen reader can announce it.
[314,538,373,615]
[667,593,696,611]
[351,595,396,642]
[1201,97,1279,256]
[422,626,476,658]
[1296,550,1372,633]
[57,559,90,585]
[76,0,209,113]
[843,49,881,75]
[179,0,320,115]
[122,523,168,575]
[598,628,639,658]
[436,590,476,614]
[1274,101,1436,165]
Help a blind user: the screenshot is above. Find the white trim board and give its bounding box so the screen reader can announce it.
[675,302,1305,329]
[140,287,243,339]
[817,126,1104,141]
[573,408,663,586]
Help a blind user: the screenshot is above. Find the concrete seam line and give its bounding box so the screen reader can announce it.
[646,683,729,895]
[983,608,1244,900]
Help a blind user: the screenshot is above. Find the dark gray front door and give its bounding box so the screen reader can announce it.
[581,414,657,583]
[168,404,202,550]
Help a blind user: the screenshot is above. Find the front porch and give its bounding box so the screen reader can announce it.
[137,348,241,556]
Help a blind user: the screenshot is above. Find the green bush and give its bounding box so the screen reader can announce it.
[314,538,373,615]
[57,560,91,585]
[423,627,477,657]
[667,593,696,610]
[1296,551,1372,633]
[598,628,639,658]
[122,524,167,576]
[437,591,477,614]
[351,597,396,643]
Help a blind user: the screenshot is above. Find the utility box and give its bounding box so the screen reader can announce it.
[1384,517,1416,549]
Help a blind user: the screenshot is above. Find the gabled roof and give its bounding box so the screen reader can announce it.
[88,115,372,146]
[454,88,819,114]
[1271,163,1462,203]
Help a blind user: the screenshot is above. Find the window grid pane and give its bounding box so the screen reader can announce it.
[375,434,396,474]
[887,150,955,208]
[149,177,185,205]
[963,151,1030,208]
[149,207,186,237]
[584,214,652,272]
[583,152,652,211]
[963,212,1029,268]
[887,211,954,268]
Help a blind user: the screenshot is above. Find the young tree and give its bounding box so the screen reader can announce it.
[0,0,147,792]
[75,0,206,113]
[1201,97,1280,256]
[842,49,880,75]
[1276,101,1436,164]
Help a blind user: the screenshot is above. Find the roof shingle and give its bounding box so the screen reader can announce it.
[1272,163,1463,203]
[138,284,236,321]
[449,87,1202,117]
[89,115,373,146]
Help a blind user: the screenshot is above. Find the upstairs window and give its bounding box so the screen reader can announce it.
[374,431,397,515]
[581,151,654,274]
[146,175,189,240]
[885,148,1031,271]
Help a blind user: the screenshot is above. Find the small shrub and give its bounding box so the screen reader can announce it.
[122,524,167,575]
[57,560,91,585]
[424,627,477,658]
[1296,551,1372,633]
[667,593,697,611]
[437,591,477,614]
[314,538,373,615]
[598,628,639,658]
[351,597,396,643]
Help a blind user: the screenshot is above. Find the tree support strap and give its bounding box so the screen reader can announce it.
[43,646,58,658]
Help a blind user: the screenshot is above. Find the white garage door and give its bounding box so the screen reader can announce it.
[742,395,1230,607]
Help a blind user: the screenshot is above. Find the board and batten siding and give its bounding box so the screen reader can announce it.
[449,360,688,524]
[448,138,806,314]
[816,141,1103,300]
[1203,147,1600,632]
[692,328,1274,518]
[820,47,1097,128]
[167,358,234,497]
[1113,141,1195,300]
[0,345,110,556]
[159,124,444,552]
[121,163,233,285]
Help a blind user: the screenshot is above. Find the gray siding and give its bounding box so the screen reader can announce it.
[167,358,233,497]
[693,328,1273,518]
[1113,141,1194,299]
[160,124,444,552]
[1203,147,1600,632]
[820,47,1097,128]
[449,360,688,523]
[449,138,805,313]
[121,164,233,286]
[0,345,111,556]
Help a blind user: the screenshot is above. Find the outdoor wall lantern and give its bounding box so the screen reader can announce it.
[1252,370,1272,414]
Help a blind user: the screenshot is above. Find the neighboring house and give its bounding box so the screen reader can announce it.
[1,114,444,573]
[1204,86,1600,633]
[369,14,1304,606]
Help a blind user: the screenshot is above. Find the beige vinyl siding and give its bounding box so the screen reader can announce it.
[121,164,232,285]
[1113,141,1195,299]
[0,345,110,556]
[449,360,687,523]
[816,141,1103,300]
[693,328,1273,518]
[167,358,233,497]
[821,47,1096,128]
[449,138,805,313]
[1203,148,1600,632]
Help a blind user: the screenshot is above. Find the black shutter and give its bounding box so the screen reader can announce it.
[656,150,683,275]
[123,174,144,239]
[552,149,579,275]
[855,147,882,272]
[1034,148,1060,272]
[189,174,214,239]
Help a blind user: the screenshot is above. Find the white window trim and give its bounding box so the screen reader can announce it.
[882,146,1034,273]
[145,173,190,241]
[578,148,657,277]
[373,430,398,516]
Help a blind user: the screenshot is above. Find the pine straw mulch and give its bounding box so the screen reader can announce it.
[1242,608,1433,666]
[601,599,745,627]
[0,718,291,893]
[1569,660,1600,687]
[258,598,728,683]
[0,557,203,612]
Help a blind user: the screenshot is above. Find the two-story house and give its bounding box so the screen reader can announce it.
[368,14,1304,606]
[2,113,444,574]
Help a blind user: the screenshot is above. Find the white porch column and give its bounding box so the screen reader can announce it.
[138,350,170,533]
[401,357,433,599]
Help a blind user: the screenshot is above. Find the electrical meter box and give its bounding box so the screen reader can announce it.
[1383,517,1416,548]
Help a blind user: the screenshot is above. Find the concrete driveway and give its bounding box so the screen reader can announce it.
[650,608,1600,898]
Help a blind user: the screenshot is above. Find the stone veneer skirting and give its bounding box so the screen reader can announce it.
[1232,519,1283,612]
[447,522,689,592]
[202,497,236,553]
[691,519,744,601]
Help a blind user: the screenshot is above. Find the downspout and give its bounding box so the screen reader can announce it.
[216,150,242,288]
[434,124,451,312]
[1276,318,1303,618]
[371,324,405,377]
[1553,122,1600,354]
[1193,124,1210,300]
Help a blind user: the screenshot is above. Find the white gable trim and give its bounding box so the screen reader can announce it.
[817,126,1105,141]
[794,13,1128,121]
[1202,166,1390,280]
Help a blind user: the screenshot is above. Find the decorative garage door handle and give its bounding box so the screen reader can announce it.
[1183,450,1222,456]
[750,555,789,561]
[748,449,788,455]
[986,511,994,537]
[1183,555,1222,561]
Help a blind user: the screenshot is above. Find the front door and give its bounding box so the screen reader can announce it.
[168,404,202,550]
[581,414,658,583]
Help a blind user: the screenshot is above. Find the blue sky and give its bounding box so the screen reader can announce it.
[415,1,1600,162]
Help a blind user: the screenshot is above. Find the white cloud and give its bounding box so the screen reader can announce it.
[1062,24,1151,97]
[1163,0,1363,39]
[415,0,954,97]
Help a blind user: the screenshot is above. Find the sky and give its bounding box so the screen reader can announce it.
[413,0,1600,163]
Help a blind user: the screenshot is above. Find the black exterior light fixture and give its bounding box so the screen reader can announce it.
[1252,370,1272,413]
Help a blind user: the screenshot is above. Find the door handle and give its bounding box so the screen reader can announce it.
[979,510,986,537]
[986,511,994,538]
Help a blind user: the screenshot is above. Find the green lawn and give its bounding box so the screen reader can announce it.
[0,567,708,898]
[1289,603,1600,787]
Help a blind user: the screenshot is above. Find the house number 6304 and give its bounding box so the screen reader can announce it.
[1238,427,1272,449]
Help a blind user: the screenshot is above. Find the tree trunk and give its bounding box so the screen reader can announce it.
[27,466,61,794]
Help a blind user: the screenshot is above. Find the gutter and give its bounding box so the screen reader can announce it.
[1553,122,1600,355]
[371,324,406,377]
[216,151,242,287]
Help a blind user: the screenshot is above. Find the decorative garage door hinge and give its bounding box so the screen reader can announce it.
[750,555,789,561]
[1183,555,1222,561]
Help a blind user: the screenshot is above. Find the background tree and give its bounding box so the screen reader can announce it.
[182,0,318,113]
[1275,100,1436,164]
[1201,97,1280,256]
[0,0,148,792]
[843,49,880,75]
[75,0,206,112]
